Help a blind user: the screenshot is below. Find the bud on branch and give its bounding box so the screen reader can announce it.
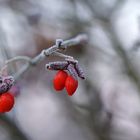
[0,76,14,94]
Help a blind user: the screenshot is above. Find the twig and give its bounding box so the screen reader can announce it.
[4,34,87,81]
[6,56,31,64]
[52,52,74,60]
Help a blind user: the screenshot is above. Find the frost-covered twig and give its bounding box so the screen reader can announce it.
[4,34,87,81]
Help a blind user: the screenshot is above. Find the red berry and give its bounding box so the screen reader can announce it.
[53,70,68,91]
[0,93,15,113]
[65,75,78,96]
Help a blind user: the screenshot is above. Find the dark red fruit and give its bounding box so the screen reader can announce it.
[53,70,68,91]
[65,75,78,96]
[0,93,15,113]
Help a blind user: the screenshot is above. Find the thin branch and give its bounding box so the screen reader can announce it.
[5,34,87,81]
[6,56,31,64]
[52,52,74,59]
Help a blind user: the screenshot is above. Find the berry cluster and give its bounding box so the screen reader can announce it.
[0,76,15,113]
[53,70,78,96]
[46,60,85,96]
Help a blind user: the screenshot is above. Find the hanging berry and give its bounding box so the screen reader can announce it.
[0,93,15,113]
[65,75,78,96]
[46,59,85,95]
[53,70,68,91]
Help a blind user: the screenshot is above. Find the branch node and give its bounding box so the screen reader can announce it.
[56,39,63,47]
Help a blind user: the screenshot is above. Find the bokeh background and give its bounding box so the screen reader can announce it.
[1,0,140,140]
